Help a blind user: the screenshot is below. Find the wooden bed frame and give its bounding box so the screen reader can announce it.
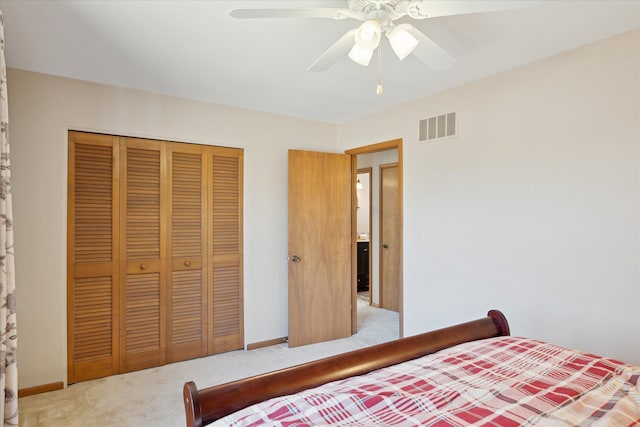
[183,309,510,427]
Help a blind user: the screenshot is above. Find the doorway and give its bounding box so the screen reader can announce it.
[356,168,372,305]
[346,139,403,337]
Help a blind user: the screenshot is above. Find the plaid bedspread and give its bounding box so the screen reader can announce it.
[217,337,640,426]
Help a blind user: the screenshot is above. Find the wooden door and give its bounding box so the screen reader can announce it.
[208,147,244,354]
[67,132,120,383]
[166,143,208,362]
[380,164,400,312]
[119,138,166,372]
[288,150,352,347]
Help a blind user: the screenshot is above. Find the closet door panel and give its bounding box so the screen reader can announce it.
[67,132,120,384]
[208,147,244,354]
[120,138,166,372]
[211,263,241,351]
[123,270,161,368]
[167,144,207,362]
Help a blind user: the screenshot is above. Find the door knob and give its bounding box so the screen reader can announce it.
[383,244,389,249]
[290,255,301,263]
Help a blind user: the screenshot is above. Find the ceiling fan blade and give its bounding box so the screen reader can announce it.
[229,8,350,20]
[411,0,538,19]
[404,25,455,70]
[308,30,356,72]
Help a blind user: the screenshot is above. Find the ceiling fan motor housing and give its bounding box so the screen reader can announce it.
[347,0,428,28]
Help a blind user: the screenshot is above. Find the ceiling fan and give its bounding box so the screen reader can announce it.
[229,0,537,74]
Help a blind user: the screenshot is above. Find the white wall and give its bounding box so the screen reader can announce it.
[356,172,370,236]
[8,69,338,388]
[338,30,640,365]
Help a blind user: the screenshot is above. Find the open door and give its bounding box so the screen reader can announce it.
[380,163,400,312]
[288,149,352,347]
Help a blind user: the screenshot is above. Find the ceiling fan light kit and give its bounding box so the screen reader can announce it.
[348,43,375,66]
[354,19,382,50]
[387,24,419,60]
[348,19,382,66]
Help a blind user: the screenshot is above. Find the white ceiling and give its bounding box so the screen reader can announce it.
[1,0,639,123]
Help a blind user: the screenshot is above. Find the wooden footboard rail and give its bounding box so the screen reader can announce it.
[184,309,510,427]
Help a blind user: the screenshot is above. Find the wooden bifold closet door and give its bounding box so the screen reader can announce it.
[120,137,165,373]
[67,131,243,384]
[166,143,207,363]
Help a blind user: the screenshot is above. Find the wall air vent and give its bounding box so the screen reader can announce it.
[419,112,456,142]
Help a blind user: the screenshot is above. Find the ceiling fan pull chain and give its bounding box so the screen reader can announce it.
[376,45,383,95]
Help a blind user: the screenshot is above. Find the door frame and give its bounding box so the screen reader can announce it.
[345,139,403,337]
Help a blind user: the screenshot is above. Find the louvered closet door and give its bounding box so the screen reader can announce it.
[208,147,244,354]
[119,138,166,372]
[166,143,207,362]
[67,132,120,383]
[69,132,244,382]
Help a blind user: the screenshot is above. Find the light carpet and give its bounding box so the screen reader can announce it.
[19,297,398,426]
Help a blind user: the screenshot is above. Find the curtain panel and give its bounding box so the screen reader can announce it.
[0,9,18,427]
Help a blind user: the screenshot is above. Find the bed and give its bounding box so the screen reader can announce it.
[183,310,640,426]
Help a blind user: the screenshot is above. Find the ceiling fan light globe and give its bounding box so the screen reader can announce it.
[354,20,381,51]
[348,44,374,66]
[388,25,419,60]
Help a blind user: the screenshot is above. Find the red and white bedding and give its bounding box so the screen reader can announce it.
[216,336,640,426]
